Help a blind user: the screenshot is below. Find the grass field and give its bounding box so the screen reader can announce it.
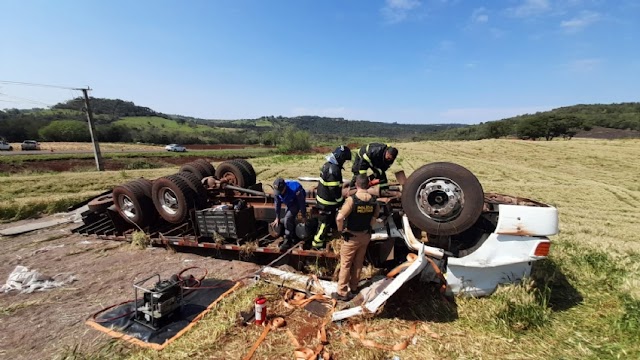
[4,139,640,359]
[115,116,239,135]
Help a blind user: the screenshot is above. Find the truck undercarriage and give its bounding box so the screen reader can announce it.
[72,158,559,297]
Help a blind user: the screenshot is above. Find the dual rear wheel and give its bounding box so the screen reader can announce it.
[111,159,258,226]
[112,179,155,227]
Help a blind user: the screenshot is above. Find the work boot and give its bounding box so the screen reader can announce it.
[331,292,353,302]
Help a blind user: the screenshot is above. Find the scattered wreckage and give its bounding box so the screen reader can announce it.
[73,158,559,305]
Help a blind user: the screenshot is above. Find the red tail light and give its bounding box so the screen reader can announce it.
[533,242,551,257]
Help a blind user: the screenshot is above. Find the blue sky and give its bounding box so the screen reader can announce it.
[0,0,638,124]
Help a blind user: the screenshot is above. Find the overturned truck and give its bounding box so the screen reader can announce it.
[73,158,558,297]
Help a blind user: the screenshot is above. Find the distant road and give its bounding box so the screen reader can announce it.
[0,149,164,156]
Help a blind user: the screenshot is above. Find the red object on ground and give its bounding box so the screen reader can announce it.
[254,296,267,325]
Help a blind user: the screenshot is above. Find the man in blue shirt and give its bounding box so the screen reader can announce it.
[271,177,307,251]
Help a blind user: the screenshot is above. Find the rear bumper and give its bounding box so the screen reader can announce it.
[446,234,551,296]
[397,203,558,296]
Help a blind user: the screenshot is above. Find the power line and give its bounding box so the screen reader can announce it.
[0,80,78,90]
[0,93,54,107]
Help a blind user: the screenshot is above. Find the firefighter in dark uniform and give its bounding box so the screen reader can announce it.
[351,143,398,189]
[312,145,351,250]
[332,174,380,301]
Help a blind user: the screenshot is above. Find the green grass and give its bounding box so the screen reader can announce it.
[313,136,393,148]
[115,116,237,135]
[255,119,273,127]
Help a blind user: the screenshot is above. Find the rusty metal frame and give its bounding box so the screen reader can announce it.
[73,186,543,262]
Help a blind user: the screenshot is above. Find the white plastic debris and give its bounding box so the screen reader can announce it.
[0,265,76,294]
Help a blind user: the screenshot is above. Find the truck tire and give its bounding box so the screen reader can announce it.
[152,175,198,223]
[128,178,153,198]
[112,184,155,227]
[126,179,159,223]
[174,172,208,208]
[215,161,251,188]
[193,159,216,178]
[88,194,113,213]
[231,159,257,186]
[179,162,206,180]
[401,162,484,236]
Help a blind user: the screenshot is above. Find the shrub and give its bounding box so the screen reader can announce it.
[278,128,311,152]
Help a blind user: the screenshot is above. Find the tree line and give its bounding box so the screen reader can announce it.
[418,103,640,141]
[0,98,462,144]
[2,99,639,144]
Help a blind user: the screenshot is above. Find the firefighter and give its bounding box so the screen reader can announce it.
[272,178,307,251]
[350,143,398,189]
[332,174,380,301]
[312,145,352,250]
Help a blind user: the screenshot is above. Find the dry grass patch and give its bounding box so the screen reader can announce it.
[11,142,164,152]
[0,168,176,221]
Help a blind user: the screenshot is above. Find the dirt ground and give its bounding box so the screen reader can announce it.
[0,218,261,360]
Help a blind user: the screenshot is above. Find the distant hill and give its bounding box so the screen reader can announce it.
[188,115,462,138]
[2,98,639,144]
[418,103,640,141]
[1,97,463,144]
[52,97,163,120]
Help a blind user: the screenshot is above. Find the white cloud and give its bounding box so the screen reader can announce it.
[560,11,600,33]
[381,0,422,24]
[506,0,551,18]
[471,7,489,23]
[439,106,554,123]
[388,0,421,10]
[464,62,477,68]
[565,58,602,72]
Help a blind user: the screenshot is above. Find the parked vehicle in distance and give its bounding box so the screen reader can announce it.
[21,140,41,151]
[0,140,13,151]
[165,144,187,152]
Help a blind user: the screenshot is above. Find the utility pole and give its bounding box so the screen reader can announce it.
[79,88,104,171]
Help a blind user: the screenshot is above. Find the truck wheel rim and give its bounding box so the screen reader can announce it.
[222,173,239,186]
[414,177,464,222]
[121,196,137,218]
[159,187,179,215]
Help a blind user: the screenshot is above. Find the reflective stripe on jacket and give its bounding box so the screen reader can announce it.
[316,161,343,206]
